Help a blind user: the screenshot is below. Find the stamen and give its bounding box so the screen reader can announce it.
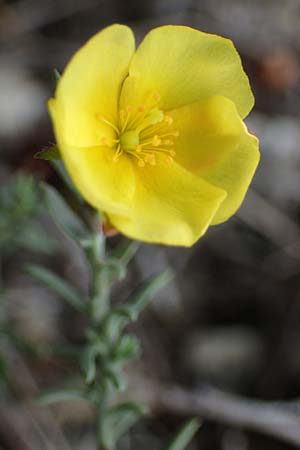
[96,114,119,133]
[145,154,156,166]
[112,144,123,162]
[120,105,134,132]
[163,139,174,146]
[101,137,119,147]
[164,115,173,125]
[152,135,162,146]
[127,105,148,129]
[159,131,180,138]
[165,156,174,165]
[153,92,161,102]
[101,137,110,147]
[97,92,177,168]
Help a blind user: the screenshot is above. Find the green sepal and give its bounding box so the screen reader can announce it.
[53,68,61,85]
[35,145,60,161]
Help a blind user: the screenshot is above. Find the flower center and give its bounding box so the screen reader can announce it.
[119,130,140,149]
[96,93,179,167]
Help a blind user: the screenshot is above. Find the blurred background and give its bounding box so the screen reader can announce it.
[1,0,300,449]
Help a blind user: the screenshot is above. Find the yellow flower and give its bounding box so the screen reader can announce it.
[48,24,259,246]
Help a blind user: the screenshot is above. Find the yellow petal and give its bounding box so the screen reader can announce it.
[47,111,136,216]
[120,25,253,119]
[50,24,135,148]
[170,96,244,174]
[108,162,227,247]
[169,96,259,224]
[204,128,260,224]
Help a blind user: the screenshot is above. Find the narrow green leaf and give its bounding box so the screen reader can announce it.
[112,334,141,362]
[104,269,173,340]
[102,403,146,449]
[83,346,97,384]
[35,145,60,161]
[113,240,140,266]
[37,389,86,406]
[103,310,128,341]
[125,269,174,320]
[15,222,57,255]
[25,264,85,312]
[104,365,127,392]
[82,340,107,384]
[104,258,127,281]
[41,182,87,241]
[166,418,201,450]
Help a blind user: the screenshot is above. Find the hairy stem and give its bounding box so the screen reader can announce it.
[86,229,112,449]
[89,232,110,322]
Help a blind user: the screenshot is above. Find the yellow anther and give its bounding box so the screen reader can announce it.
[165,156,174,165]
[152,135,162,146]
[153,92,161,102]
[138,104,146,113]
[147,108,164,125]
[165,115,173,125]
[138,159,145,167]
[136,145,142,153]
[173,131,180,137]
[101,137,111,147]
[170,150,176,157]
[126,105,133,113]
[163,139,173,146]
[145,154,155,164]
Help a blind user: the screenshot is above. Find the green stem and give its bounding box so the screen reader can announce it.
[96,379,109,450]
[86,229,112,449]
[89,232,110,322]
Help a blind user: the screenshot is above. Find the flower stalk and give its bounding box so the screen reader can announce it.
[88,232,110,322]
[83,228,117,450]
